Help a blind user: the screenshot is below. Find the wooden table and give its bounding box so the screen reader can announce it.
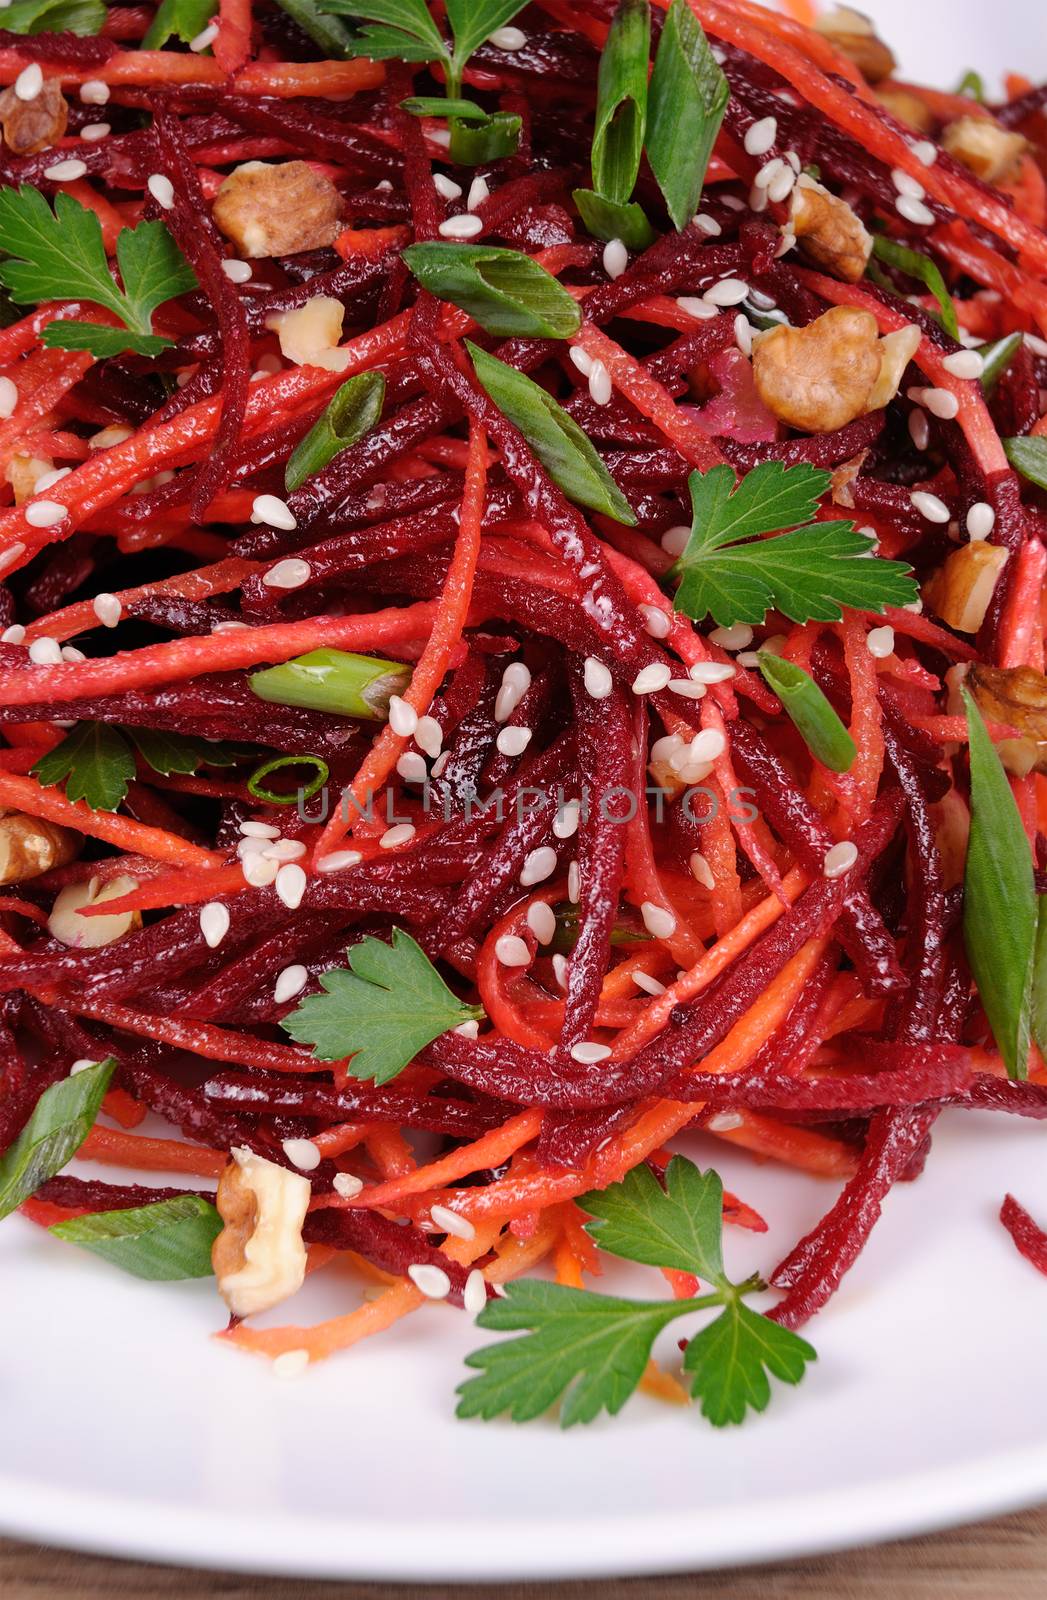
[3,1506,1047,1598]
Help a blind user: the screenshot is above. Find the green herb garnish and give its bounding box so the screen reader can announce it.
[249,649,411,719]
[670,462,917,627]
[962,687,1038,1080]
[320,0,526,97]
[590,0,650,207]
[468,341,636,525]
[646,0,728,230]
[0,189,196,361]
[571,189,655,250]
[402,243,581,340]
[978,332,1023,393]
[32,723,240,812]
[1004,435,1047,492]
[457,1158,816,1427]
[0,1060,115,1222]
[284,371,386,491]
[757,653,856,773]
[142,0,214,48]
[247,753,330,805]
[272,0,358,56]
[50,1195,223,1280]
[282,927,484,1084]
[0,0,105,33]
[869,235,959,340]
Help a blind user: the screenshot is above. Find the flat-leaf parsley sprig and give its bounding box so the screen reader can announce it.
[457,1158,816,1428]
[320,0,527,97]
[0,188,197,360]
[670,461,918,628]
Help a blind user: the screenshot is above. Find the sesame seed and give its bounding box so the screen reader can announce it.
[251,493,297,531]
[520,846,557,886]
[464,1268,487,1314]
[526,900,557,944]
[495,934,530,967]
[866,625,895,659]
[438,213,483,239]
[743,116,777,156]
[707,1112,744,1133]
[639,603,671,639]
[891,167,925,200]
[690,851,715,889]
[43,159,87,181]
[709,623,753,650]
[588,358,612,405]
[242,854,279,887]
[734,313,753,356]
[496,724,532,757]
[661,524,691,557]
[433,172,462,200]
[379,823,415,850]
[767,164,797,204]
[80,78,110,104]
[80,122,110,142]
[668,678,706,700]
[283,1136,321,1171]
[24,500,66,528]
[703,278,750,307]
[333,1172,363,1198]
[221,258,252,283]
[414,714,443,756]
[908,407,930,451]
[552,952,569,990]
[408,1263,451,1299]
[633,969,666,996]
[467,175,489,211]
[736,651,762,668]
[754,157,785,190]
[262,557,311,589]
[583,657,613,699]
[275,861,307,907]
[428,128,451,149]
[189,20,218,50]
[693,213,722,236]
[910,139,937,166]
[262,838,307,862]
[240,820,280,838]
[199,901,230,948]
[0,377,16,418]
[966,501,996,541]
[632,662,671,695]
[489,23,526,47]
[388,694,418,737]
[553,799,580,839]
[570,1040,612,1063]
[273,1349,310,1379]
[822,840,858,878]
[689,661,736,684]
[430,1203,475,1239]
[28,636,62,665]
[567,860,580,902]
[273,963,308,1004]
[910,489,951,524]
[34,468,70,494]
[61,645,85,664]
[896,194,935,227]
[689,728,726,764]
[316,849,362,872]
[1,624,24,643]
[397,750,427,782]
[1024,332,1047,358]
[431,752,449,777]
[454,1018,479,1040]
[71,1058,100,1075]
[146,173,175,210]
[912,385,959,420]
[603,238,628,279]
[641,901,676,938]
[14,63,42,101]
[675,296,719,321]
[569,345,594,377]
[942,349,984,380]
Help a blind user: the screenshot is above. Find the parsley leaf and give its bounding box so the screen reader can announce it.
[671,463,917,627]
[458,1158,817,1428]
[0,189,196,361]
[684,1299,816,1426]
[142,0,214,48]
[321,0,527,97]
[282,927,484,1084]
[0,0,105,34]
[126,727,242,776]
[32,722,136,812]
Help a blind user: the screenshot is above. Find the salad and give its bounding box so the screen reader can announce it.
[0,0,1046,1429]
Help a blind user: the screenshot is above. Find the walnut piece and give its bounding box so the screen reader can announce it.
[790,178,872,283]
[941,117,1028,184]
[0,811,78,885]
[213,1147,310,1318]
[212,161,344,259]
[48,872,142,948]
[752,307,918,433]
[875,86,934,134]
[266,294,351,372]
[968,663,1047,774]
[814,6,896,82]
[0,79,67,155]
[922,542,1008,634]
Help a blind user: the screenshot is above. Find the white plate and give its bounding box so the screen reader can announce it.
[4,0,1047,1581]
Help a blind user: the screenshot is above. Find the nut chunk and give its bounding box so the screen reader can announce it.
[941,117,1028,184]
[968,663,1047,774]
[0,79,67,155]
[790,177,872,283]
[923,542,1008,634]
[213,1146,310,1318]
[212,161,344,259]
[814,6,896,83]
[0,811,78,884]
[753,306,918,434]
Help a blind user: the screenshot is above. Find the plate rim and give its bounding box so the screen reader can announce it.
[3,1441,1047,1580]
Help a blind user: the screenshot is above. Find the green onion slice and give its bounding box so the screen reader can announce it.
[757,653,856,773]
[448,112,522,165]
[247,753,330,806]
[402,242,581,340]
[869,235,959,340]
[591,0,651,207]
[284,371,386,492]
[249,649,411,720]
[572,189,655,250]
[646,0,729,231]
